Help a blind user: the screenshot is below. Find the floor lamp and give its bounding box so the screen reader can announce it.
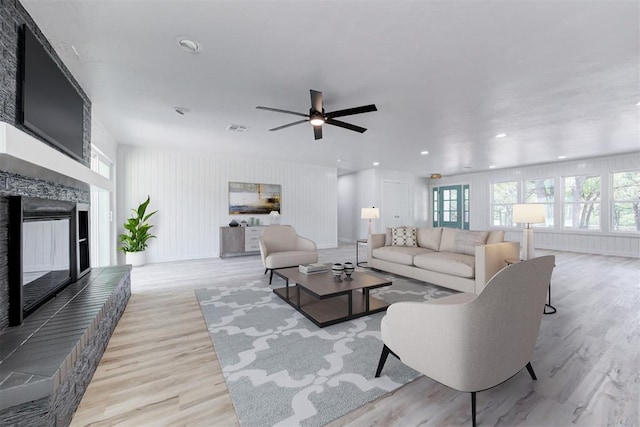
[361,207,380,236]
[513,204,545,260]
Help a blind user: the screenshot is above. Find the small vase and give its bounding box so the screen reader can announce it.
[344,262,355,280]
[332,263,344,282]
[229,220,239,227]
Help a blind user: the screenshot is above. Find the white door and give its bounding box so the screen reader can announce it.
[382,181,411,230]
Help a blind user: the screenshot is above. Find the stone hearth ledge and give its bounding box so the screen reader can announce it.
[0,266,131,425]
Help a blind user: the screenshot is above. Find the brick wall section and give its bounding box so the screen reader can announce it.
[0,0,92,334]
[0,198,7,331]
[0,271,131,426]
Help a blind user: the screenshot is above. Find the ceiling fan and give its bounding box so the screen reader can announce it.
[256,90,377,140]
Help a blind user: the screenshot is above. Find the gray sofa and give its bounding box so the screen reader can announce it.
[367,227,519,294]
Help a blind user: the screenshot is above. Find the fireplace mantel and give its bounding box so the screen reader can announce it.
[0,122,112,192]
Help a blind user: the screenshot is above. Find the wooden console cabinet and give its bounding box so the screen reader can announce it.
[220,226,265,258]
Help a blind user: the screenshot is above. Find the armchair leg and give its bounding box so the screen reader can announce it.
[375,345,391,378]
[264,268,268,275]
[526,362,537,380]
[269,269,274,285]
[471,392,476,427]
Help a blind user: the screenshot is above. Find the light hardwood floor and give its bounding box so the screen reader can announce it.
[71,247,639,426]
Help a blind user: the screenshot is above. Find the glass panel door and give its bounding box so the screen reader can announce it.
[432,185,468,229]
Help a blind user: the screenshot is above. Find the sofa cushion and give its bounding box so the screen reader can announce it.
[264,251,318,269]
[372,246,432,265]
[454,230,489,255]
[413,252,476,278]
[385,227,392,246]
[439,227,458,252]
[486,230,505,244]
[392,226,417,247]
[417,227,442,250]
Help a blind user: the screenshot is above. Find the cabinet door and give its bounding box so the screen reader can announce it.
[220,227,244,257]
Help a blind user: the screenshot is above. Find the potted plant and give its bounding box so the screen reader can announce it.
[119,195,158,267]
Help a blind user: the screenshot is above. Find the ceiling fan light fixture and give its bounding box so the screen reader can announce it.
[430,173,442,179]
[309,111,325,126]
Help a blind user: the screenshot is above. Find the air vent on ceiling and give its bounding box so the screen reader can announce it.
[227,124,249,133]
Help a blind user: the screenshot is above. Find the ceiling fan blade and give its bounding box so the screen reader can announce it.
[310,90,323,113]
[326,104,377,119]
[269,119,308,131]
[256,106,308,118]
[325,118,367,133]
[313,125,323,140]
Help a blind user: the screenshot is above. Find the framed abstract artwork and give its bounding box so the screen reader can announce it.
[229,182,281,215]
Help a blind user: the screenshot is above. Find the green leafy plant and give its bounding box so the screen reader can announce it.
[119,196,158,253]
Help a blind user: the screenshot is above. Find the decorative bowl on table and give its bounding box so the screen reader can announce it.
[331,263,344,282]
[344,262,355,280]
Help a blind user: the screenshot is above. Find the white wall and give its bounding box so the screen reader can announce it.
[432,152,640,258]
[337,168,429,242]
[116,146,338,263]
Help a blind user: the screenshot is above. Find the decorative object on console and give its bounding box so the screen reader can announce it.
[361,207,380,236]
[119,195,158,267]
[269,210,281,224]
[229,182,281,214]
[513,204,545,260]
[332,263,344,281]
[344,262,355,280]
[229,219,239,227]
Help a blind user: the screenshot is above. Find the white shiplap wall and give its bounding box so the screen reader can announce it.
[117,146,338,263]
[433,152,640,258]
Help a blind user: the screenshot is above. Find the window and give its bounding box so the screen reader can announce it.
[491,181,518,226]
[612,171,640,232]
[525,178,554,227]
[563,175,601,230]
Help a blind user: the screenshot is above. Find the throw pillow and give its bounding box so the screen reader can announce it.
[417,227,442,250]
[384,228,393,246]
[391,226,417,247]
[453,230,489,255]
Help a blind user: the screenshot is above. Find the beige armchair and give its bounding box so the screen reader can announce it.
[259,225,318,284]
[375,255,555,426]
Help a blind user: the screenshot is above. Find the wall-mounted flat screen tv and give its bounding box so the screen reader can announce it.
[20,25,85,162]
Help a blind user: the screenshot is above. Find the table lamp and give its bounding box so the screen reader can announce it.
[268,210,281,225]
[361,207,380,236]
[513,204,545,260]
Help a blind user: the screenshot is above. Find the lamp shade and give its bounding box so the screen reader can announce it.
[361,207,380,220]
[513,204,545,225]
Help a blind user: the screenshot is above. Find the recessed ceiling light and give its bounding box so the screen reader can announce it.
[495,133,507,138]
[489,165,496,169]
[420,150,429,155]
[176,36,200,53]
[336,159,342,163]
[173,106,189,115]
[373,162,380,166]
[636,101,640,106]
[558,155,567,159]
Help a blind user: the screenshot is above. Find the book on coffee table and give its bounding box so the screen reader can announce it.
[299,263,329,274]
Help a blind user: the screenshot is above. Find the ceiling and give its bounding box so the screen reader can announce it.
[20,0,640,177]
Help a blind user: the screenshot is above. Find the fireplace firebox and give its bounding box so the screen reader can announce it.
[8,196,90,325]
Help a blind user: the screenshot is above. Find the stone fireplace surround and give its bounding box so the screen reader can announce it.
[0,2,128,422]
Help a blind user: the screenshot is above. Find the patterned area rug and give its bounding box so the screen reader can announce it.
[195,273,454,426]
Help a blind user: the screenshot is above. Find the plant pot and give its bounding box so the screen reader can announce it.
[126,251,146,267]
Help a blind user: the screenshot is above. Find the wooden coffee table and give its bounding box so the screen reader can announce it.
[273,265,392,327]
